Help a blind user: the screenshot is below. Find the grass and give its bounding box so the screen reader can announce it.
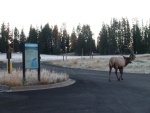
[0,68,69,87]
[49,54,150,74]
[1,54,150,87]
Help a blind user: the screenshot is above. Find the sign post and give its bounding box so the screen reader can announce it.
[22,43,40,84]
[6,51,11,74]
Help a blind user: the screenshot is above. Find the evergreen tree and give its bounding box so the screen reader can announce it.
[70,28,77,53]
[14,27,19,40]
[38,23,52,54]
[61,29,67,53]
[76,24,82,36]
[121,18,131,54]
[82,25,92,55]
[52,25,61,54]
[19,29,26,52]
[13,27,20,52]
[117,21,123,54]
[13,38,20,52]
[66,34,70,53]
[97,36,100,53]
[144,26,149,53]
[109,18,118,54]
[0,23,6,52]
[98,24,109,55]
[136,25,142,54]
[38,30,43,53]
[80,25,95,55]
[75,24,82,55]
[20,29,26,42]
[91,39,96,53]
[140,23,148,53]
[27,25,38,43]
[0,23,10,52]
[126,19,131,53]
[76,33,86,55]
[146,24,150,53]
[0,38,2,52]
[60,23,69,53]
[132,22,142,54]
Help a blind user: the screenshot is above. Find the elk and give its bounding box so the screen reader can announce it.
[109,56,132,82]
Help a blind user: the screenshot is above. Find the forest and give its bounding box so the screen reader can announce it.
[0,17,150,55]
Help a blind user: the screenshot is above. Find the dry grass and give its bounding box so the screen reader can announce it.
[49,58,109,71]
[49,54,150,74]
[0,69,69,86]
[1,54,149,87]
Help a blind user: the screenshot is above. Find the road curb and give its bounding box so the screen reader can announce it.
[1,79,75,92]
[0,85,10,91]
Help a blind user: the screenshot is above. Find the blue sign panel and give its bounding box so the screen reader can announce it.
[25,43,38,69]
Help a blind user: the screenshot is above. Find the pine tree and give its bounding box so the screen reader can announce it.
[0,23,7,52]
[75,24,82,55]
[117,21,123,54]
[66,34,70,53]
[97,36,100,53]
[61,29,67,53]
[80,25,95,55]
[19,29,26,52]
[132,21,142,54]
[27,25,38,43]
[38,23,52,54]
[76,33,86,55]
[0,23,10,52]
[144,26,149,53]
[109,18,118,54]
[20,29,26,42]
[14,27,19,40]
[121,18,131,54]
[70,28,77,53]
[52,25,61,54]
[98,24,109,55]
[91,39,96,53]
[13,38,20,52]
[125,18,131,54]
[13,27,20,52]
[147,24,150,53]
[60,23,69,53]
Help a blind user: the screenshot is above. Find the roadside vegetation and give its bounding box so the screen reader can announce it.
[0,68,69,87]
[49,54,150,74]
[0,54,150,87]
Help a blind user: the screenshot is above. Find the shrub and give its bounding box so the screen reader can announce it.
[0,69,69,86]
[73,60,78,65]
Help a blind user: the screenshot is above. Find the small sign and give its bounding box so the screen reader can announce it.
[25,43,38,69]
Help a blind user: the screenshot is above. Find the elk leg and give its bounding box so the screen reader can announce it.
[120,68,123,80]
[115,69,120,81]
[109,65,112,82]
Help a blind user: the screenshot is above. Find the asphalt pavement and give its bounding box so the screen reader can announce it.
[0,62,150,113]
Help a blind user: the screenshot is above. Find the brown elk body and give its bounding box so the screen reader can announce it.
[109,56,131,82]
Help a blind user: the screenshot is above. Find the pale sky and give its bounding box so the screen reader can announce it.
[0,0,150,39]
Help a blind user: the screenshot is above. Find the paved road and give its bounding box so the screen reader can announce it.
[0,62,150,113]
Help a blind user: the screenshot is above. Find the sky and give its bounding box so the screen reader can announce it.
[0,0,150,39]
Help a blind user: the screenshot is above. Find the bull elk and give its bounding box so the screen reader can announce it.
[109,56,132,82]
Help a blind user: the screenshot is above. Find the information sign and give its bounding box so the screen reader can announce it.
[25,43,38,69]
[22,43,40,83]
